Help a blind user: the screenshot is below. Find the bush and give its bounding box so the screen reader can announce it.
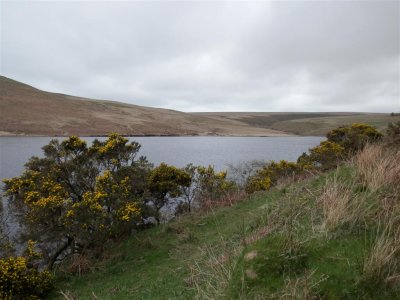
[196,166,236,201]
[297,123,383,171]
[305,140,345,170]
[0,241,53,299]
[3,133,151,269]
[326,123,383,153]
[245,160,305,193]
[148,163,192,222]
[385,121,400,145]
[245,175,272,194]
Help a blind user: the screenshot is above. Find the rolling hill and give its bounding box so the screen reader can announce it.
[0,76,397,136]
[0,76,288,137]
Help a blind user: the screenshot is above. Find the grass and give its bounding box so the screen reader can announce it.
[50,190,283,299]
[52,144,400,299]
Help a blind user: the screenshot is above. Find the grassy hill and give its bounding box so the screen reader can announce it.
[0,76,287,137]
[51,143,400,299]
[1,76,398,136]
[195,112,400,136]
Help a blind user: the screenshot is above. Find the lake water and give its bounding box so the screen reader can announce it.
[0,136,324,181]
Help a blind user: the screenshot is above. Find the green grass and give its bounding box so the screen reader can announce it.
[50,189,283,299]
[51,160,400,299]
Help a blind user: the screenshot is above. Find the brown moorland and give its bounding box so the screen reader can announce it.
[0,76,289,137]
[1,76,398,136]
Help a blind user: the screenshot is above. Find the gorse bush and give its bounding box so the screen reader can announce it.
[245,160,307,193]
[0,241,53,299]
[148,163,192,223]
[298,123,381,170]
[326,123,383,153]
[3,134,152,269]
[299,140,345,170]
[246,123,384,194]
[195,165,236,203]
[245,154,326,194]
[2,134,236,271]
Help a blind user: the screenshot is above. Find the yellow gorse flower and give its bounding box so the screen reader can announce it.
[118,202,140,222]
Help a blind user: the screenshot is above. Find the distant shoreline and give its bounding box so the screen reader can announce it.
[0,132,296,138]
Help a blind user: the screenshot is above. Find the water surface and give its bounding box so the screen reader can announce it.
[0,136,324,180]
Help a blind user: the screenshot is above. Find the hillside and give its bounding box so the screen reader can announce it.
[51,143,400,299]
[195,112,399,136]
[0,76,287,137]
[1,76,398,136]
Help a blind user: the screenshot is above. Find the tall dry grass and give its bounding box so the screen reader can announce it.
[265,270,328,300]
[199,190,247,212]
[318,176,363,232]
[362,215,400,287]
[318,144,400,232]
[355,144,400,288]
[354,144,400,192]
[188,244,241,300]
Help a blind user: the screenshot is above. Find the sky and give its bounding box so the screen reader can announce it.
[1,0,399,112]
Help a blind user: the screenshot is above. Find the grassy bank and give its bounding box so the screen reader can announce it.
[52,144,400,299]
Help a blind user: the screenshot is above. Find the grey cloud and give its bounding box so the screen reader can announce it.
[1,1,399,112]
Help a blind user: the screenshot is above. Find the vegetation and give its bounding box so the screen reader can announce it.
[49,140,398,299]
[3,134,153,270]
[0,241,53,299]
[0,133,238,291]
[148,163,191,223]
[386,121,400,145]
[298,140,345,170]
[245,160,305,193]
[1,122,398,298]
[246,123,383,194]
[326,123,383,153]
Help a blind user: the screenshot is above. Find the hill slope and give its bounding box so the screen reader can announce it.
[195,112,399,136]
[51,144,400,299]
[0,76,288,137]
[1,76,397,136]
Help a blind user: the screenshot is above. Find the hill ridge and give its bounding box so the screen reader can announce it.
[1,76,397,136]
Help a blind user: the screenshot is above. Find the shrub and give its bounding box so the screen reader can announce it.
[306,141,345,170]
[326,123,383,153]
[245,160,305,193]
[178,165,237,210]
[3,133,151,269]
[245,175,272,194]
[148,163,192,222]
[194,166,237,208]
[0,241,53,299]
[385,121,400,145]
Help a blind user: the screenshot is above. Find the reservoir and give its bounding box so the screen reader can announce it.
[0,136,324,181]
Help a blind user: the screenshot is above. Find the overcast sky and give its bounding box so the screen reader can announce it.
[1,1,399,112]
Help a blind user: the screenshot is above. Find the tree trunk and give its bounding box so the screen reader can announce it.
[48,237,73,270]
